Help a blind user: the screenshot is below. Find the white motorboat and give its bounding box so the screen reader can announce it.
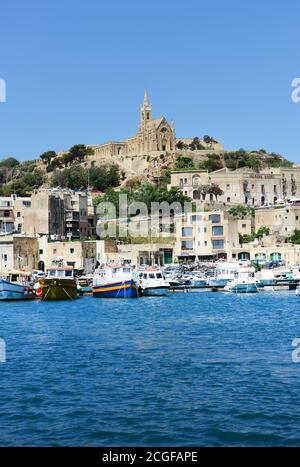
[224,266,258,293]
[138,267,170,296]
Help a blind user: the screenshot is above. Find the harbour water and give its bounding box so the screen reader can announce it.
[1,292,300,446]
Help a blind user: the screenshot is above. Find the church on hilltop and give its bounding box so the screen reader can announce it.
[90,91,176,158]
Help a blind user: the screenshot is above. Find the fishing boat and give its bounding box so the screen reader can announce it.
[224,266,258,293]
[35,260,78,300]
[93,265,138,298]
[0,270,35,300]
[138,267,170,296]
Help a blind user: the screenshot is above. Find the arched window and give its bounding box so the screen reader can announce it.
[238,252,250,260]
[255,253,266,261]
[227,197,230,203]
[270,252,282,261]
[193,190,200,200]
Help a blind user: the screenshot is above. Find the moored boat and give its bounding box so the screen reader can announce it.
[0,270,35,300]
[224,266,258,293]
[207,261,240,288]
[93,265,138,298]
[36,261,78,300]
[138,267,170,296]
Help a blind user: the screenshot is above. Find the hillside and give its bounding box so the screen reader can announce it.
[0,146,294,196]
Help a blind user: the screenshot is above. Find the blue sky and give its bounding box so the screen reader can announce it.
[1,0,300,162]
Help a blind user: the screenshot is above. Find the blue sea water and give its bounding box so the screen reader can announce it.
[0,291,300,446]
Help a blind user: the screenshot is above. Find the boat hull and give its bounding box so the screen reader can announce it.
[226,283,258,293]
[0,279,35,300]
[93,280,138,298]
[39,278,78,300]
[140,286,169,297]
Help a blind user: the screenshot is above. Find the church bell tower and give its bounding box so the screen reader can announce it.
[140,90,152,130]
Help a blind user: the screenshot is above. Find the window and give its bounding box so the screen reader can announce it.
[191,215,202,222]
[53,249,57,254]
[204,227,207,233]
[182,227,193,237]
[227,197,230,203]
[242,223,246,229]
[212,226,224,236]
[212,239,224,249]
[181,240,193,250]
[184,178,187,184]
[39,249,43,255]
[226,184,230,189]
[296,216,299,221]
[70,248,74,254]
[209,214,221,223]
[17,212,21,217]
[204,241,207,246]
[3,254,7,262]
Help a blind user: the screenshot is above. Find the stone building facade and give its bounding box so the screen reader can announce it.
[170,166,300,206]
[174,210,251,261]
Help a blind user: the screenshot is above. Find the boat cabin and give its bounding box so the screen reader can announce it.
[46,265,74,279]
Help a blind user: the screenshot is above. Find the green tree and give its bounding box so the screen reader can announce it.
[69,144,95,162]
[228,204,254,218]
[174,156,195,170]
[199,154,223,172]
[0,157,20,168]
[89,165,119,191]
[51,165,87,190]
[289,229,300,244]
[40,150,57,165]
[208,183,224,200]
[255,226,270,238]
[176,140,184,150]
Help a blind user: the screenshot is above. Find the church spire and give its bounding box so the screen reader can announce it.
[143,90,149,106]
[140,89,152,130]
